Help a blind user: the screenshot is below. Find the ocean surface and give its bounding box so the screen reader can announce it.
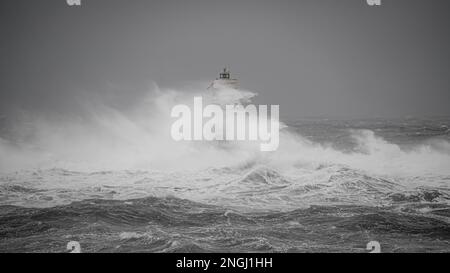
[1,117,449,253]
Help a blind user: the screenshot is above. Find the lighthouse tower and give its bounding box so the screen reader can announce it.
[207,68,239,90]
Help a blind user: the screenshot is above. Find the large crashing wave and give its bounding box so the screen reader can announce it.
[0,85,449,210]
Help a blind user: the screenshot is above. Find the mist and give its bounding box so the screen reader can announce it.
[0,85,449,181]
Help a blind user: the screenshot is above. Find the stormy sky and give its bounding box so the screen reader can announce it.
[1,0,449,119]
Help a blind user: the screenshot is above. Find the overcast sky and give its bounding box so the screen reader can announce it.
[1,0,449,119]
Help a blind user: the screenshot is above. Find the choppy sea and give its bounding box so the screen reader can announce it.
[1,117,449,252]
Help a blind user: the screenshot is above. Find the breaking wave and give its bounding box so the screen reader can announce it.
[1,85,449,253]
[0,85,449,212]
[1,86,449,174]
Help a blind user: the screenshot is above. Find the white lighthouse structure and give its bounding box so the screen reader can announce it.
[207,68,239,90]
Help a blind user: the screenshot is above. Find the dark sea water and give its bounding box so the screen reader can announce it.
[1,117,449,252]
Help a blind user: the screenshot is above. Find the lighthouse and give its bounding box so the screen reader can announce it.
[207,68,239,90]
